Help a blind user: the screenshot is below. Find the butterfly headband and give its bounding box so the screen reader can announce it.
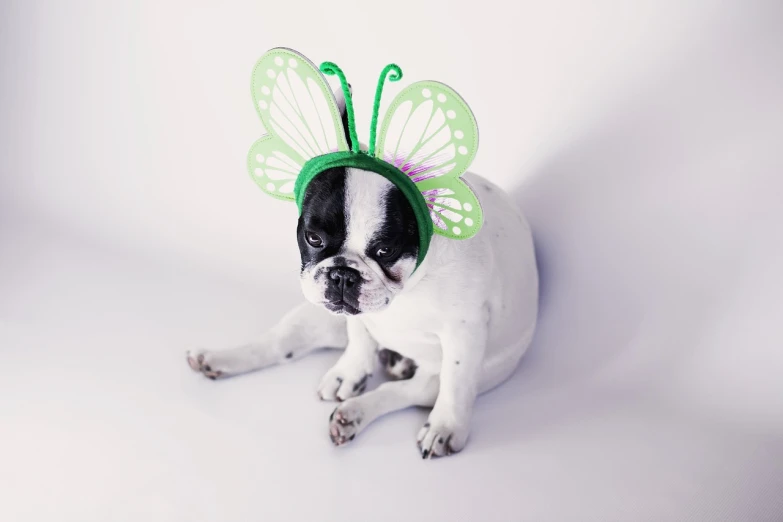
[246,47,483,267]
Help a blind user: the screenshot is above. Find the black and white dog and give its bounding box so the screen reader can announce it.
[187,90,539,458]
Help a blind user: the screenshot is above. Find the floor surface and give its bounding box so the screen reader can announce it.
[2,220,782,522]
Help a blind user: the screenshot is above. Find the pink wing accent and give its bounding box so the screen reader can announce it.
[428,208,447,230]
[420,188,455,197]
[386,152,457,183]
[425,196,462,210]
[429,204,462,223]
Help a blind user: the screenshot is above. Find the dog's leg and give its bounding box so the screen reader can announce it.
[417,320,489,458]
[317,317,378,401]
[186,301,347,379]
[328,369,439,445]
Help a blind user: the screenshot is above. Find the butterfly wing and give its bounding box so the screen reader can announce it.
[375,81,478,183]
[247,135,304,200]
[248,48,348,201]
[416,177,483,239]
[376,81,482,238]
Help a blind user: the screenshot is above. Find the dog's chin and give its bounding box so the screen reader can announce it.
[299,272,399,316]
[323,300,362,316]
[319,295,396,316]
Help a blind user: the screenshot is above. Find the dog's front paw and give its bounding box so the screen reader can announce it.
[186,349,234,380]
[328,400,364,446]
[416,415,470,459]
[318,362,371,402]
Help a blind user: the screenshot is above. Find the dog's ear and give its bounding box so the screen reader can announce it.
[333,84,353,150]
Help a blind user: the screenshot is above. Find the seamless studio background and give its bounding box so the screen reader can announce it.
[2,1,782,521]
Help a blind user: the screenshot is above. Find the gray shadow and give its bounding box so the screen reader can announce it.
[474,6,783,446]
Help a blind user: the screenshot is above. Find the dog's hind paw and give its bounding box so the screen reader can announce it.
[416,417,469,459]
[317,358,373,402]
[186,350,227,380]
[328,400,365,446]
[378,348,417,380]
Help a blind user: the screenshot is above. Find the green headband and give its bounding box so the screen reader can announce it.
[247,47,483,268]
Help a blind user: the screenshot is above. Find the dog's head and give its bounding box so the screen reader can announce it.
[297,165,420,315]
[294,86,421,315]
[293,86,423,315]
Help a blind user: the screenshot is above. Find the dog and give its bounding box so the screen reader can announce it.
[187,87,539,459]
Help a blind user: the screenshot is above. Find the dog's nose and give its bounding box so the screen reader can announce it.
[328,266,360,291]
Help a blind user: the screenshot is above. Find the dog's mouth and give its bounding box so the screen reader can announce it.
[324,300,361,316]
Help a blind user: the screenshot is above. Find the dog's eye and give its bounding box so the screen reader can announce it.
[305,232,323,248]
[376,246,396,259]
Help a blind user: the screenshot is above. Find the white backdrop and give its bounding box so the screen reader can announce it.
[2,1,782,521]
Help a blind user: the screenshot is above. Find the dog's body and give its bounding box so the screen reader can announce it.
[188,90,538,458]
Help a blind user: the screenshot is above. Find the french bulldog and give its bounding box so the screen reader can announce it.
[187,89,538,459]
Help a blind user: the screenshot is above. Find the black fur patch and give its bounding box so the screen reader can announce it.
[400,363,417,379]
[378,348,417,379]
[297,167,348,272]
[353,374,369,393]
[378,348,402,366]
[365,185,420,281]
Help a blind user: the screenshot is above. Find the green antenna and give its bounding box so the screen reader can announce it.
[369,64,402,156]
[319,61,359,152]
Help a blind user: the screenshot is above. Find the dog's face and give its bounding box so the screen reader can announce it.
[296,167,420,315]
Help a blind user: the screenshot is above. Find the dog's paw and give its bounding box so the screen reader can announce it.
[416,416,470,459]
[378,348,417,380]
[318,362,371,402]
[328,400,364,446]
[186,349,231,380]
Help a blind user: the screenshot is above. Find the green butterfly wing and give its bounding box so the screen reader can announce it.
[248,48,349,201]
[247,135,305,201]
[375,80,482,239]
[417,177,483,239]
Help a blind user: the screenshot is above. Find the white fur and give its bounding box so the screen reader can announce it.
[343,168,390,255]
[188,171,538,458]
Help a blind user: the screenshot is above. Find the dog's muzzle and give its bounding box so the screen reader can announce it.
[323,266,362,315]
